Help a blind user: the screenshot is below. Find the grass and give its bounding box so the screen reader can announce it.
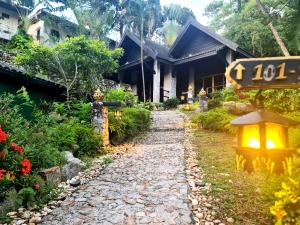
[191,126,284,225]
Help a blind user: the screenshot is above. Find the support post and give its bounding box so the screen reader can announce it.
[163,66,176,101]
[153,60,161,103]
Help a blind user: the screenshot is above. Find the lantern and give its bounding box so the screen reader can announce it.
[114,110,122,120]
[231,109,298,173]
[181,95,185,101]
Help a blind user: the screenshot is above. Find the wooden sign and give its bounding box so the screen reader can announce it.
[225,56,300,90]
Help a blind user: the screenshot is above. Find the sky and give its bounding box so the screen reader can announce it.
[160,0,213,25]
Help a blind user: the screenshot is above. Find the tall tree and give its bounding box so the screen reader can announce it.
[256,0,290,56]
[14,36,123,107]
[204,0,300,56]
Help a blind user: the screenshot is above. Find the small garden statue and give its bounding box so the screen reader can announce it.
[92,89,109,146]
[198,88,208,112]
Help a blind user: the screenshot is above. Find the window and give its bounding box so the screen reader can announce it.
[36,28,41,41]
[2,13,10,19]
[50,29,60,40]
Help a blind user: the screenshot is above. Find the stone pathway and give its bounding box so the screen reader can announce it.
[41,111,192,225]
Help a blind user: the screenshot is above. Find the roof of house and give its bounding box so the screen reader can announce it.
[118,19,253,68]
[0,51,65,91]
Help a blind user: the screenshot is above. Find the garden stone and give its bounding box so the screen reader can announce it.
[41,167,61,186]
[69,177,81,187]
[227,217,235,223]
[61,151,86,181]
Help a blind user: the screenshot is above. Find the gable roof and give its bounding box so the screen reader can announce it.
[117,20,253,68]
[169,19,253,58]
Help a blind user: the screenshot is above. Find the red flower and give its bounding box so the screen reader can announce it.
[0,169,6,180]
[34,184,40,190]
[10,142,24,154]
[20,159,31,176]
[0,128,6,143]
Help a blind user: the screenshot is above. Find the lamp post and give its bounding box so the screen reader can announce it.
[92,89,129,146]
[231,109,298,173]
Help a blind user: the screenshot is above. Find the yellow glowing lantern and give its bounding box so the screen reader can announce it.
[181,95,185,101]
[114,110,122,120]
[231,110,298,172]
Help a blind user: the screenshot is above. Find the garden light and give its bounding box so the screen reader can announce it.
[114,110,123,120]
[181,95,185,101]
[231,109,298,173]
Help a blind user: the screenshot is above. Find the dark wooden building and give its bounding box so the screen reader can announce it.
[0,60,66,103]
[118,19,253,102]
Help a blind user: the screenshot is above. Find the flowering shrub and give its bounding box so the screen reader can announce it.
[0,127,31,195]
[270,157,300,225]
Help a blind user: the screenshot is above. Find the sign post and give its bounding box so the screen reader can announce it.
[225,56,300,90]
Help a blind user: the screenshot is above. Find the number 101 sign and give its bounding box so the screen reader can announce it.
[225,56,300,90]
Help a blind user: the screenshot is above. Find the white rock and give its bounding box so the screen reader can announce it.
[192,199,198,206]
[7,212,17,217]
[29,216,42,224]
[196,212,204,219]
[227,218,234,223]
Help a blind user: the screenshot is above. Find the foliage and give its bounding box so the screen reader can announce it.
[271,157,300,225]
[7,30,33,52]
[109,107,150,143]
[263,89,300,113]
[138,101,155,111]
[192,107,236,133]
[160,20,182,47]
[0,128,32,199]
[105,88,138,106]
[204,0,300,56]
[284,111,300,148]
[207,98,222,110]
[163,97,180,109]
[162,3,195,25]
[16,187,36,208]
[14,36,123,106]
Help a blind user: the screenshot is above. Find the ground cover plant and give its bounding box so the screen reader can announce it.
[188,87,300,224]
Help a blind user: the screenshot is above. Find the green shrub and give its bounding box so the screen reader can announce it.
[163,97,180,109]
[264,89,300,113]
[16,188,36,208]
[48,120,102,157]
[138,101,155,111]
[207,98,221,110]
[193,107,237,133]
[7,30,33,51]
[221,86,239,102]
[270,157,300,225]
[109,107,151,143]
[284,112,300,148]
[105,88,137,106]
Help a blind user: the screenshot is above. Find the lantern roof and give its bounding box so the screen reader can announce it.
[231,110,299,126]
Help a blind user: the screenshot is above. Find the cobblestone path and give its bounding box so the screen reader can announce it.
[41,111,192,225]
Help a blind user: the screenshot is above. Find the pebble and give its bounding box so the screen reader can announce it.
[227,217,235,223]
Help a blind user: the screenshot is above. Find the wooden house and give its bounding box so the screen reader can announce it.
[118,19,253,102]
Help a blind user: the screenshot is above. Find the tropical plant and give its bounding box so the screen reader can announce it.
[14,36,123,107]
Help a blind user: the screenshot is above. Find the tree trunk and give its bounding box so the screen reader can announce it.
[140,16,146,103]
[256,0,290,56]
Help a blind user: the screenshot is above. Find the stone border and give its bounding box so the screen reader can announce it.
[182,114,234,225]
